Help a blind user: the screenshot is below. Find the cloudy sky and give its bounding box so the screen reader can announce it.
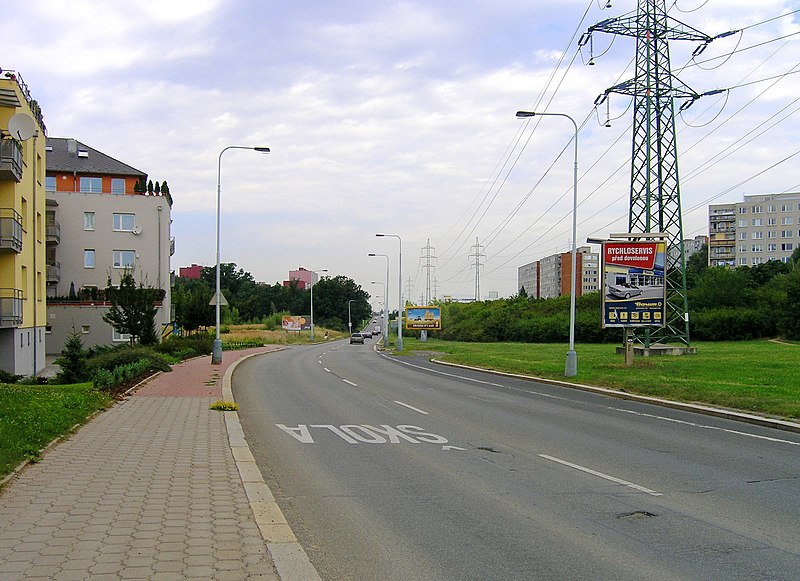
[7,0,800,307]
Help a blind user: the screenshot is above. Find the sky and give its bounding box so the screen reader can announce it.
[6,0,800,309]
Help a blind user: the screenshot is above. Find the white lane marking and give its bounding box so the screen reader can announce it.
[539,454,663,497]
[323,368,331,373]
[610,407,800,446]
[394,400,429,415]
[380,354,504,387]
[342,379,358,387]
[442,445,466,451]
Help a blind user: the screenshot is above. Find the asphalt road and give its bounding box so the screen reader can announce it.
[234,340,800,580]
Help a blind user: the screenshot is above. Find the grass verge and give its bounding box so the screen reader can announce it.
[400,338,800,421]
[0,383,112,479]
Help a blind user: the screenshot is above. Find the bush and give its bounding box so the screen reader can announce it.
[86,345,171,376]
[154,335,212,357]
[92,359,153,391]
[0,369,21,384]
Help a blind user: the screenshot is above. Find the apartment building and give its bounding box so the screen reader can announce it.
[0,71,48,376]
[709,193,800,268]
[517,246,599,300]
[45,137,173,353]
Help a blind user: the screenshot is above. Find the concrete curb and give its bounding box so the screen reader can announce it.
[222,351,322,581]
[430,358,800,434]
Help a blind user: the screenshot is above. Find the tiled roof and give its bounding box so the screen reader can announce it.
[46,137,146,178]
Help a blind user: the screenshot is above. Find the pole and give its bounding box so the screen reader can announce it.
[368,253,391,348]
[213,145,270,364]
[516,111,578,376]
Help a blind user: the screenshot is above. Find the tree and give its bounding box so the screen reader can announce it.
[55,328,88,383]
[172,279,214,333]
[684,243,708,289]
[102,271,165,345]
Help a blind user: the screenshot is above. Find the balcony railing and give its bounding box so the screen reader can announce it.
[46,221,61,245]
[0,138,23,182]
[0,288,23,328]
[0,208,23,252]
[46,261,61,284]
[170,236,175,256]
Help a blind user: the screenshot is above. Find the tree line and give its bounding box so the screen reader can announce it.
[434,245,800,343]
[172,264,372,333]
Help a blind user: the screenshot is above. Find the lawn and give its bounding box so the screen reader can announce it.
[0,383,111,479]
[397,338,800,421]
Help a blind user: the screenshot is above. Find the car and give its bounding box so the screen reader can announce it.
[350,333,364,344]
[362,330,372,338]
[607,285,642,300]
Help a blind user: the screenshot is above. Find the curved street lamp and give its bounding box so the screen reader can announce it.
[368,253,390,348]
[213,145,270,365]
[517,110,578,377]
[374,234,403,351]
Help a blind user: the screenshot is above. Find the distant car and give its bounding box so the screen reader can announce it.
[608,285,642,300]
[350,333,365,344]
[362,331,372,338]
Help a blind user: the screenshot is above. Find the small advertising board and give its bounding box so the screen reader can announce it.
[405,306,441,330]
[601,241,666,328]
[282,315,311,331]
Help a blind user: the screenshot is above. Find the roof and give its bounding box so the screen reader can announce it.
[46,137,146,178]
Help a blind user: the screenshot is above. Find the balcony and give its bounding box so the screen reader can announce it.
[46,221,61,245]
[0,138,23,182]
[0,288,23,328]
[170,236,175,256]
[0,208,23,252]
[46,261,61,284]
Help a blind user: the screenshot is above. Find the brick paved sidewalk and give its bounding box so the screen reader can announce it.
[0,347,284,580]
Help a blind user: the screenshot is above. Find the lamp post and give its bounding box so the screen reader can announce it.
[516,110,578,377]
[375,234,402,351]
[308,268,327,342]
[347,299,356,334]
[213,145,270,365]
[370,281,385,342]
[368,253,390,347]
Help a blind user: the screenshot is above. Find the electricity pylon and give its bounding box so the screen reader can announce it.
[585,0,715,346]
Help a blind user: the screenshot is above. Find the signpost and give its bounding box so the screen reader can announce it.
[601,240,667,329]
[405,306,442,331]
[282,315,311,332]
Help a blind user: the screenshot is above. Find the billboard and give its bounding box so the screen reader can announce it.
[601,241,666,328]
[405,306,442,330]
[282,315,311,331]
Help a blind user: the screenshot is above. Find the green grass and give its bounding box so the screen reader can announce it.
[0,383,112,479]
[399,338,800,421]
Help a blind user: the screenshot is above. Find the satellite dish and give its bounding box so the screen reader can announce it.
[7,113,36,141]
[132,225,143,235]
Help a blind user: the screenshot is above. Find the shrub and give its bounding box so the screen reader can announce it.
[86,345,171,376]
[92,359,153,391]
[154,335,212,357]
[55,329,89,384]
[210,400,239,411]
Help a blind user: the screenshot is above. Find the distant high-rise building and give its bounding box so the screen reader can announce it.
[284,267,318,290]
[179,264,203,279]
[518,246,599,300]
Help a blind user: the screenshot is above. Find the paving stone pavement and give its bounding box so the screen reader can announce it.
[0,348,284,580]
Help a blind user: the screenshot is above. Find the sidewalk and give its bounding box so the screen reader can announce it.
[0,347,289,580]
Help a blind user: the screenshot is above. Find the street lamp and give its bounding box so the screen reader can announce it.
[370,281,385,343]
[368,253,390,348]
[516,110,578,377]
[375,234,402,351]
[347,299,356,334]
[309,268,327,342]
[213,145,270,365]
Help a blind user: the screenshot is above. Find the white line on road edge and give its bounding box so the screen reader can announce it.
[394,400,429,415]
[539,454,663,497]
[343,379,358,386]
[323,367,331,373]
[610,408,800,446]
[223,351,322,581]
[378,352,504,387]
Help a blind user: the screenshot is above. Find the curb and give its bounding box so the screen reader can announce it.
[430,358,800,434]
[222,351,322,581]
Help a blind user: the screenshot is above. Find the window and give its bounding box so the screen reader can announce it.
[738,207,747,214]
[782,230,792,238]
[79,177,103,193]
[751,231,763,239]
[768,231,777,239]
[739,232,747,240]
[111,178,126,195]
[752,206,762,214]
[768,218,777,225]
[84,249,95,268]
[739,245,748,253]
[113,213,135,231]
[782,204,792,212]
[46,176,56,192]
[768,205,776,213]
[782,217,794,225]
[113,250,135,268]
[112,329,131,343]
[81,325,90,334]
[782,243,794,251]
[752,257,764,265]
[751,218,762,227]
[738,219,747,227]
[84,212,95,230]
[739,257,747,265]
[768,244,777,252]
[752,244,762,252]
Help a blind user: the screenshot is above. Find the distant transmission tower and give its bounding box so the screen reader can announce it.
[585,0,717,347]
[470,237,485,302]
[420,239,437,304]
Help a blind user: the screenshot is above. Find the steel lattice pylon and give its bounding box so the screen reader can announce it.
[587,0,712,346]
